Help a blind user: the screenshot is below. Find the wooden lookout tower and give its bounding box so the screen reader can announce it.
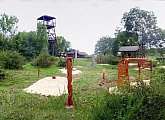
[37,15,58,55]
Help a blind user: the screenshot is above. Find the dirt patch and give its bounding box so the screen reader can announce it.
[98,64,109,66]
[99,78,110,88]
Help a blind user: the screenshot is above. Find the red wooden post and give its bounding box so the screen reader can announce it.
[66,57,73,108]
[138,60,141,80]
[102,69,106,79]
[38,68,40,77]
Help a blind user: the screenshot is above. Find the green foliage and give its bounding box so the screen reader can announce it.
[0,51,25,69]
[95,36,115,54]
[160,61,165,66]
[0,58,165,119]
[112,38,119,56]
[56,36,71,53]
[97,54,118,65]
[152,60,158,67]
[152,68,165,83]
[0,66,6,79]
[93,86,165,120]
[113,30,139,57]
[105,54,118,65]
[116,31,138,46]
[93,68,165,120]
[32,54,56,68]
[56,58,66,67]
[37,23,48,54]
[11,31,39,60]
[122,7,164,50]
[0,13,18,38]
[0,13,19,51]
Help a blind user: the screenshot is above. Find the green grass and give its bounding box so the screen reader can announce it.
[0,58,165,120]
[0,58,116,120]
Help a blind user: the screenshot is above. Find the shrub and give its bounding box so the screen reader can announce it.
[160,61,165,66]
[93,86,165,120]
[0,67,6,79]
[0,51,25,69]
[32,54,56,68]
[152,60,158,67]
[57,58,66,67]
[93,68,165,120]
[98,54,118,65]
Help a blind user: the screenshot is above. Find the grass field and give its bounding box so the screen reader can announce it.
[0,58,117,119]
[0,58,165,120]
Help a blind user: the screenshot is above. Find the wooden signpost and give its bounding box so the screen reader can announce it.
[66,57,73,108]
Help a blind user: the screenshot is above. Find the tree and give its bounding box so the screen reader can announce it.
[56,36,71,53]
[116,31,138,46]
[0,13,18,51]
[155,28,165,56]
[112,39,119,56]
[22,31,38,59]
[122,7,160,57]
[0,13,18,39]
[36,23,48,54]
[155,28,165,48]
[95,36,115,55]
[11,31,38,60]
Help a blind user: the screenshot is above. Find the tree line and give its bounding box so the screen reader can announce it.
[0,13,71,60]
[95,7,165,57]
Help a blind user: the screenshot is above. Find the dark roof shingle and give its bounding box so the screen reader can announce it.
[118,46,139,52]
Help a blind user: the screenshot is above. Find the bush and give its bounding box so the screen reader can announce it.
[93,86,165,120]
[32,54,56,68]
[57,58,66,67]
[0,67,6,79]
[98,54,118,65]
[93,68,165,120]
[0,51,25,69]
[152,60,158,67]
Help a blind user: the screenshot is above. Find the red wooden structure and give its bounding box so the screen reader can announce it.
[102,69,106,79]
[117,58,152,87]
[66,57,73,108]
[37,68,40,77]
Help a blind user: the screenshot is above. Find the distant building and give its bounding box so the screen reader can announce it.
[67,51,88,58]
[77,52,87,58]
[67,52,75,58]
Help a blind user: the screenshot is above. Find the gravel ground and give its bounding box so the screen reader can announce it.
[24,77,68,96]
[160,66,165,69]
[59,68,82,74]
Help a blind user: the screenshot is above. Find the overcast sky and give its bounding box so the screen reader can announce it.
[1,0,165,54]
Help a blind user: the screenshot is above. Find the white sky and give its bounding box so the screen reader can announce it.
[1,0,165,54]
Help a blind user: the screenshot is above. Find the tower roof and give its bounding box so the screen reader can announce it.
[37,15,56,21]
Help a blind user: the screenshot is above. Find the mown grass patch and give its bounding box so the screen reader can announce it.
[0,58,113,119]
[0,58,165,119]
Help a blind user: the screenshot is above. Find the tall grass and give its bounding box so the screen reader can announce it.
[92,68,165,120]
